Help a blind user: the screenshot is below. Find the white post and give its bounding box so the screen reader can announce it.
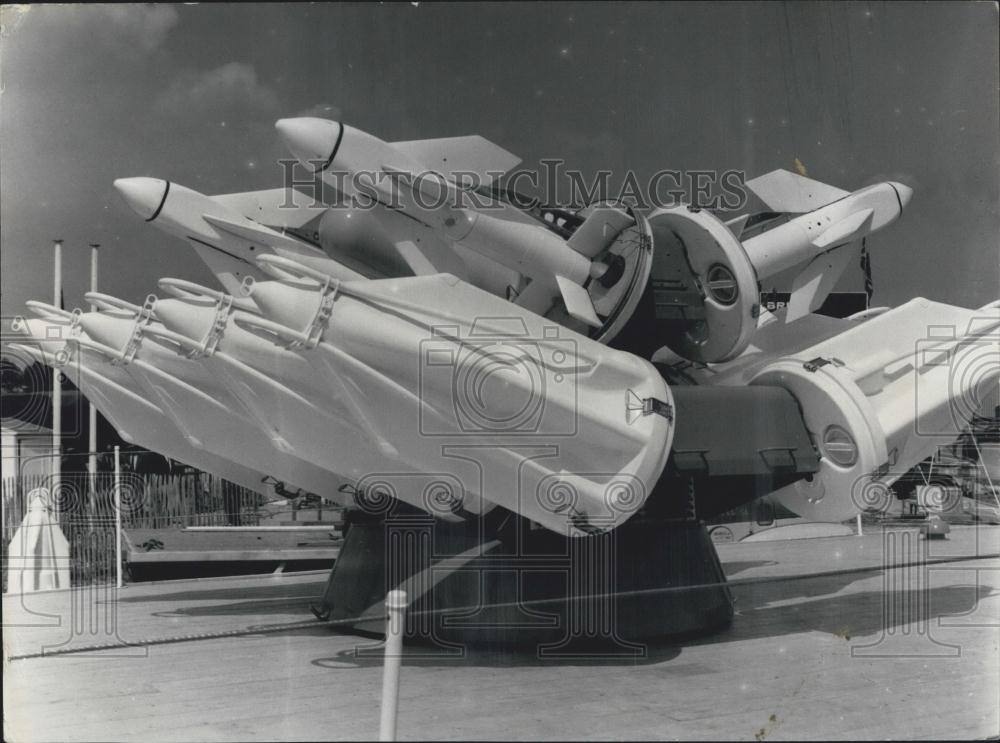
[88,244,99,499]
[379,589,408,742]
[856,513,863,536]
[52,240,63,505]
[114,445,123,589]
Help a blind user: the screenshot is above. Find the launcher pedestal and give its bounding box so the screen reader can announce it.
[314,509,732,649]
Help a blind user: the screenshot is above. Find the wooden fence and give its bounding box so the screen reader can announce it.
[2,471,265,589]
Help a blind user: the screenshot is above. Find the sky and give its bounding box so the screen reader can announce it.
[1,2,997,319]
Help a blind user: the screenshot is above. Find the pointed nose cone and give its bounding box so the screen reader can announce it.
[247,279,319,333]
[890,182,913,210]
[275,118,342,171]
[114,177,168,221]
[77,312,135,351]
[153,298,217,343]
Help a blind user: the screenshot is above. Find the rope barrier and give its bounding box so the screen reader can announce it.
[7,549,995,663]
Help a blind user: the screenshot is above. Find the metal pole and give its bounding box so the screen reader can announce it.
[114,445,122,589]
[856,513,863,537]
[378,589,408,742]
[88,244,99,496]
[52,239,63,508]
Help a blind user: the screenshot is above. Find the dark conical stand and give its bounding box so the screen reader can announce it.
[314,510,732,651]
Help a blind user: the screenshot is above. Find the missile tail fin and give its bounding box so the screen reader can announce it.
[724,213,750,238]
[786,243,861,323]
[555,275,602,328]
[566,205,634,258]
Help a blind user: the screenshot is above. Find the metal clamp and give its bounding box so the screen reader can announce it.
[114,294,157,365]
[192,294,234,358]
[803,356,845,373]
[289,275,339,350]
[626,389,674,425]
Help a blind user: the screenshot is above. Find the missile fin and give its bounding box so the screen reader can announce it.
[209,188,327,228]
[746,169,850,213]
[566,205,634,258]
[555,275,602,328]
[786,243,860,323]
[392,236,471,279]
[811,208,874,250]
[389,135,522,187]
[724,213,751,238]
[182,238,258,297]
[202,213,327,256]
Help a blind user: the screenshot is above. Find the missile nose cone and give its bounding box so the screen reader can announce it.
[890,182,913,209]
[77,312,134,351]
[244,280,317,333]
[153,298,217,344]
[114,177,168,221]
[275,117,342,171]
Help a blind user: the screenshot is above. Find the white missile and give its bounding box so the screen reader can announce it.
[142,283,408,497]
[739,298,996,521]
[743,172,911,275]
[235,254,676,535]
[72,294,352,503]
[275,117,641,334]
[634,171,913,364]
[10,310,271,495]
[113,177,363,294]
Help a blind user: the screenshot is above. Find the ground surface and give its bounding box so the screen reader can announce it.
[4,524,998,741]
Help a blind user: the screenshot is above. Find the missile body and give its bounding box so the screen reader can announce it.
[11,314,271,495]
[741,181,911,279]
[729,299,996,521]
[610,173,913,365]
[274,118,922,371]
[114,178,362,294]
[237,258,676,535]
[74,303,352,503]
[275,118,639,333]
[144,289,400,490]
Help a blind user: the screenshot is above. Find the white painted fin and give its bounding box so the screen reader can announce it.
[724,213,750,238]
[566,205,634,258]
[208,188,328,228]
[811,208,874,250]
[555,275,602,328]
[746,169,850,213]
[786,243,861,323]
[390,135,522,187]
[202,213,326,256]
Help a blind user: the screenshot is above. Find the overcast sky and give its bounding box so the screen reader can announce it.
[1,2,997,319]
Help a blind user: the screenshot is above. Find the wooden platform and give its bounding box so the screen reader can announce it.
[4,524,999,741]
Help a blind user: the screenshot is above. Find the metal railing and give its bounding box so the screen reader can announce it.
[2,450,266,590]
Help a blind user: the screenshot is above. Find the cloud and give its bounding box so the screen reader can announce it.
[295,103,344,120]
[2,4,178,60]
[153,62,282,121]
